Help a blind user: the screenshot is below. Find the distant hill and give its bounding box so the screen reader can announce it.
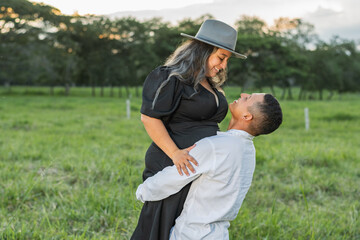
[107,2,246,26]
[106,0,360,42]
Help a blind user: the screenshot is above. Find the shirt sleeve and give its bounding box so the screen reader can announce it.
[136,138,215,202]
[140,66,183,119]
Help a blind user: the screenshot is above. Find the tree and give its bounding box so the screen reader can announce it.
[0,0,74,92]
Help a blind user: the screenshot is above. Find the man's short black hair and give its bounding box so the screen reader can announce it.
[251,94,283,136]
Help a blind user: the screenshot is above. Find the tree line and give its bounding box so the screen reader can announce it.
[1,0,359,100]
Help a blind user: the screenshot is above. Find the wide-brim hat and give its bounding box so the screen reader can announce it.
[180,19,247,59]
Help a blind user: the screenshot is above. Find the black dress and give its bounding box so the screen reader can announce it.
[131,66,228,240]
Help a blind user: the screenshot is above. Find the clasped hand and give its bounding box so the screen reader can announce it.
[171,145,198,176]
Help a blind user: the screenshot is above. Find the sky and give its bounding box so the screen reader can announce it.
[31,0,214,15]
[30,0,360,42]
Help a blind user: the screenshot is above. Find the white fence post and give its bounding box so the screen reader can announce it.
[304,107,310,131]
[126,99,130,119]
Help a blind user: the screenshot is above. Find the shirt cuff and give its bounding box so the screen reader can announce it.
[136,184,145,203]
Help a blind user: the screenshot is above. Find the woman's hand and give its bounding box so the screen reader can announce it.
[171,145,198,176]
[141,115,198,176]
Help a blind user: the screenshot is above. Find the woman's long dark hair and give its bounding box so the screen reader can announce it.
[152,39,227,109]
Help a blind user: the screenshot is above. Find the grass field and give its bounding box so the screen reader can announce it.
[0,87,359,239]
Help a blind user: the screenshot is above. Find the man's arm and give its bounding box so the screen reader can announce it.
[136,138,214,202]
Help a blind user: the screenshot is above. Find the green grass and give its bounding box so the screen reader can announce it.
[0,88,359,239]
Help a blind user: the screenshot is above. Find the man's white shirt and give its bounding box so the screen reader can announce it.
[136,129,256,240]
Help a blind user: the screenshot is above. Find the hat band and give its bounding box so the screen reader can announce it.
[196,35,235,52]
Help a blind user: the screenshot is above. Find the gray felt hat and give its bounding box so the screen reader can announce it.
[180,19,247,59]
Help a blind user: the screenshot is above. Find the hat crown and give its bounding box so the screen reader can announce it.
[195,19,237,51]
[180,19,247,59]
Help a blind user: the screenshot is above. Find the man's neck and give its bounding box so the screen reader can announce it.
[227,118,255,136]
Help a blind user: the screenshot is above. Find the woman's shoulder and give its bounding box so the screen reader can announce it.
[143,66,185,94]
[146,66,171,81]
[145,66,191,89]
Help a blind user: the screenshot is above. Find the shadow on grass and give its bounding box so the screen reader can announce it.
[320,113,358,121]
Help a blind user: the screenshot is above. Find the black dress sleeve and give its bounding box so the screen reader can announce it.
[140,66,183,119]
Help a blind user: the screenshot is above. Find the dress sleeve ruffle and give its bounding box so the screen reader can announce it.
[140,66,183,119]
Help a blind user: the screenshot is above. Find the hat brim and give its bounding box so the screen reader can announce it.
[180,33,247,59]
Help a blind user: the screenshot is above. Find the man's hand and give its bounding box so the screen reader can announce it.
[171,145,197,176]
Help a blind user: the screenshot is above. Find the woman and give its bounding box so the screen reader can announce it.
[131,19,247,240]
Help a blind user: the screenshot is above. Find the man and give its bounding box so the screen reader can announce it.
[136,93,283,240]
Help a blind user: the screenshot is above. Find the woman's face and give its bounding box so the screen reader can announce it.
[205,48,231,78]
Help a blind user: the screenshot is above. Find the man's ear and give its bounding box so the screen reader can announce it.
[242,112,253,121]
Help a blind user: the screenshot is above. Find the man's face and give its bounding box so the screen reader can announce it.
[229,93,265,119]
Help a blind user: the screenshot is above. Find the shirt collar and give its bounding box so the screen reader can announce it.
[217,129,255,140]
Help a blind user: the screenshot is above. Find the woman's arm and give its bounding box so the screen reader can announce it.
[141,114,198,176]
